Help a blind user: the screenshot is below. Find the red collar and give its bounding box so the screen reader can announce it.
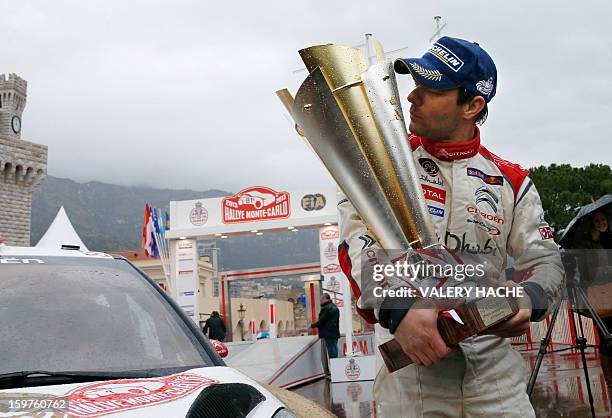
[414,127,481,161]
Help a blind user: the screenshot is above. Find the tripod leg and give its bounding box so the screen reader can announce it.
[568,286,596,418]
[527,298,564,395]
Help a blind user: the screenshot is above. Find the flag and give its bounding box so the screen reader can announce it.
[141,203,153,256]
[149,205,159,258]
[157,208,166,240]
[165,211,170,231]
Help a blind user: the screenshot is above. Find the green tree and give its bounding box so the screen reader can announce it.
[529,164,612,239]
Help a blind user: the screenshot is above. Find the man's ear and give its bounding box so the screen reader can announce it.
[464,96,486,120]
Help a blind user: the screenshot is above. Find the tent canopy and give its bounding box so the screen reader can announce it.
[36,206,89,251]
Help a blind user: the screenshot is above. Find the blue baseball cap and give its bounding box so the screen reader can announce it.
[394,36,497,103]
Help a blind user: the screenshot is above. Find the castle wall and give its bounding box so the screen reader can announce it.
[0,136,47,246]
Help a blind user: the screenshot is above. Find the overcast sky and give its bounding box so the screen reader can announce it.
[3,1,610,192]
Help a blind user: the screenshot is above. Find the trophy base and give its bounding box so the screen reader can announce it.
[379,296,519,373]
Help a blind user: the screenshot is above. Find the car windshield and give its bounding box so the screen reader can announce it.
[0,256,214,376]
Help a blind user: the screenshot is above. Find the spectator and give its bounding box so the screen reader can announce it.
[202,311,227,342]
[580,210,612,390]
[311,294,340,359]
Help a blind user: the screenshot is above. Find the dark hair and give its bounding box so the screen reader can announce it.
[211,311,219,317]
[457,88,488,125]
[322,293,331,301]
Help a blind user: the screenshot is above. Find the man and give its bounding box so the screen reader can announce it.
[202,311,226,342]
[338,36,564,417]
[311,293,341,359]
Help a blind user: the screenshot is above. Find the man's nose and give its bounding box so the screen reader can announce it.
[407,87,420,105]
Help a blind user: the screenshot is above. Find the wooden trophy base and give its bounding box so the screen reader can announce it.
[379,296,519,373]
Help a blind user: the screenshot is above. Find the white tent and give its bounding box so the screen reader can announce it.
[36,206,89,251]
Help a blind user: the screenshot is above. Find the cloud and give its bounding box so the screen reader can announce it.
[2,0,609,191]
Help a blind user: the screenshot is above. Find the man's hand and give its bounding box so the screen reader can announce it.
[393,298,453,366]
[485,281,532,338]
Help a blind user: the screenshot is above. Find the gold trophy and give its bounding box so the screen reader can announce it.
[277,40,517,373]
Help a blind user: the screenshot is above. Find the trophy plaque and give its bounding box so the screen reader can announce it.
[379,296,519,373]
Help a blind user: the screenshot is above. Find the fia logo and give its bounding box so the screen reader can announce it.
[301,193,326,211]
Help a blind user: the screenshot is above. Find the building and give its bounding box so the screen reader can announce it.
[117,250,297,341]
[0,73,47,246]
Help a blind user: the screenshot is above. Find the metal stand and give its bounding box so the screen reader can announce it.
[527,274,612,418]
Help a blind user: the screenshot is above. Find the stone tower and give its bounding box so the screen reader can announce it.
[0,73,47,246]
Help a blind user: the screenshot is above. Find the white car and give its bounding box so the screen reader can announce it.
[0,244,311,417]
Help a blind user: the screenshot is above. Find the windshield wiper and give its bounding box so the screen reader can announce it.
[0,370,160,389]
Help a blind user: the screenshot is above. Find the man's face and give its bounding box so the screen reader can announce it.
[320,295,328,304]
[407,85,463,139]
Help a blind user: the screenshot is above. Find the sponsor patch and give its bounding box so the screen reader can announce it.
[422,184,446,204]
[428,205,445,217]
[467,167,503,186]
[467,218,501,236]
[359,234,375,249]
[467,206,505,224]
[444,231,499,256]
[418,158,440,176]
[476,77,495,96]
[420,174,443,186]
[539,226,554,240]
[428,42,465,72]
[475,185,499,213]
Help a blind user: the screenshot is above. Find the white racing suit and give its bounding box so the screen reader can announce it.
[337,128,564,417]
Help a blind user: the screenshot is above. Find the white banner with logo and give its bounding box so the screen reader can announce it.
[167,187,337,239]
[170,238,199,324]
[318,225,349,334]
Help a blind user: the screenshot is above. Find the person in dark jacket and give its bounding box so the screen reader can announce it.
[311,294,340,359]
[202,311,227,342]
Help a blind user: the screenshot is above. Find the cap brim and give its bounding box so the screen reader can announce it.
[394,57,459,90]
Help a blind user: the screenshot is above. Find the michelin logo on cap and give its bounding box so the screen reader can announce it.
[428,43,464,72]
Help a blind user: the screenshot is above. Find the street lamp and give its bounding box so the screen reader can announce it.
[238,303,246,341]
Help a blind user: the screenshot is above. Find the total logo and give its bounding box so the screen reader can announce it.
[422,185,446,204]
[467,206,504,224]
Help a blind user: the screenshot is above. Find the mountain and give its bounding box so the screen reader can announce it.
[30,176,320,270]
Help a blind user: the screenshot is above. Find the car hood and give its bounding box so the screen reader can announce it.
[0,367,285,417]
